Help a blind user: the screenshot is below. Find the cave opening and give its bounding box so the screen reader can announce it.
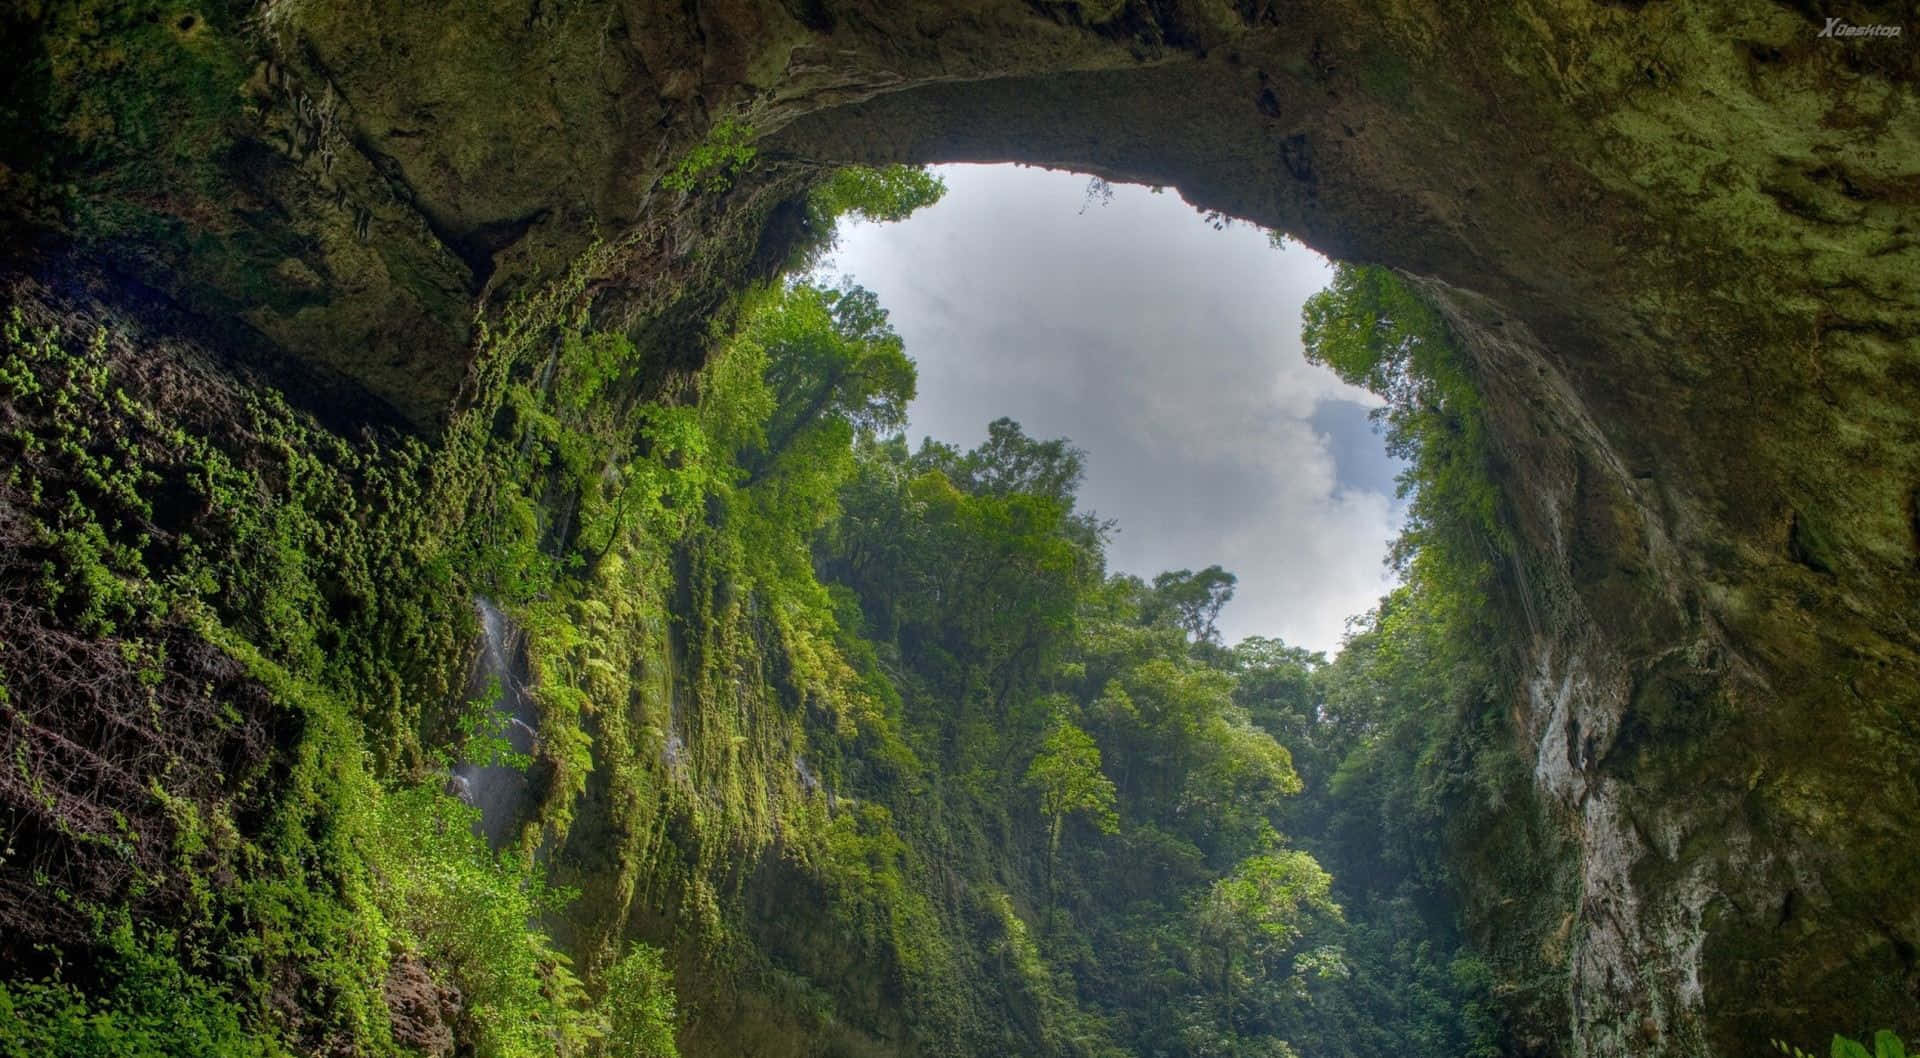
[4,4,1917,1056]
[812,162,1406,654]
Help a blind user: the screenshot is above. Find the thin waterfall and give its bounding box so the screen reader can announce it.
[448,597,541,849]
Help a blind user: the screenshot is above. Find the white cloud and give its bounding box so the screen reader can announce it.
[817,164,1404,655]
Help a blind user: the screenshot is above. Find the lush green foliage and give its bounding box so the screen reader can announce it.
[445,253,1385,1055]
[600,946,679,1058]
[808,165,949,228]
[735,281,915,486]
[1301,264,1510,599]
[661,119,759,194]
[1272,263,1540,1058]
[0,919,286,1058]
[367,788,598,1058]
[1026,720,1120,855]
[803,421,1357,1054]
[1146,565,1238,644]
[1776,1031,1913,1058]
[792,165,948,270]
[0,246,673,1055]
[2,170,1541,1058]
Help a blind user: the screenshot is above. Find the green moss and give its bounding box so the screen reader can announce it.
[1788,508,1838,575]
[1357,47,1414,110]
[2,159,1547,1058]
[6,0,255,232]
[661,120,759,194]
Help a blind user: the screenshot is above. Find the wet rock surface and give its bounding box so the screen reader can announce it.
[452,597,542,850]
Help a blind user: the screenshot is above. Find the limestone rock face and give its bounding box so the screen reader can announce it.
[6,1,1918,1054]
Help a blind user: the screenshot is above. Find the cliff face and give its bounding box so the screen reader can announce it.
[6,1,1919,1055]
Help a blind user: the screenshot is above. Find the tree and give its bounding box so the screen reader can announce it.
[794,164,948,269]
[740,281,915,485]
[1231,637,1334,794]
[826,421,1107,762]
[1299,263,1507,581]
[1232,638,1323,732]
[1194,850,1340,1017]
[1025,719,1119,859]
[598,944,679,1058]
[916,417,1086,507]
[1147,565,1237,643]
[1180,715,1303,864]
[808,164,948,227]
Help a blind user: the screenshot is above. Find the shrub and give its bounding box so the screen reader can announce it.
[597,945,679,1058]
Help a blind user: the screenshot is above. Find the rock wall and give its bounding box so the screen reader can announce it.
[7,0,1918,1054]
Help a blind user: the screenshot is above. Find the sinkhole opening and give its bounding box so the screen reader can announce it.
[809,163,1408,656]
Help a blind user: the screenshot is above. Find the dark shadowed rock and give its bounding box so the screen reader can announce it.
[383,952,461,1058]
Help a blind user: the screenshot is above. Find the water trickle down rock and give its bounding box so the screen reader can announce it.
[450,598,541,849]
[661,688,688,777]
[794,755,821,796]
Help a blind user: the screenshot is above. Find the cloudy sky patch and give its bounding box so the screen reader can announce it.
[817,164,1405,655]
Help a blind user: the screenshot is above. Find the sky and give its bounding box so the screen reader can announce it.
[815,164,1405,656]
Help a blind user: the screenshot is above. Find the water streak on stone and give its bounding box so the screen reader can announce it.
[450,597,540,849]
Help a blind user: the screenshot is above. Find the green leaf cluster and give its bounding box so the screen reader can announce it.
[1301,263,1510,601]
[1,178,1555,1058]
[660,119,759,194]
[1026,720,1120,854]
[1776,1031,1914,1058]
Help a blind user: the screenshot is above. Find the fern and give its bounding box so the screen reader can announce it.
[1772,1029,1911,1058]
